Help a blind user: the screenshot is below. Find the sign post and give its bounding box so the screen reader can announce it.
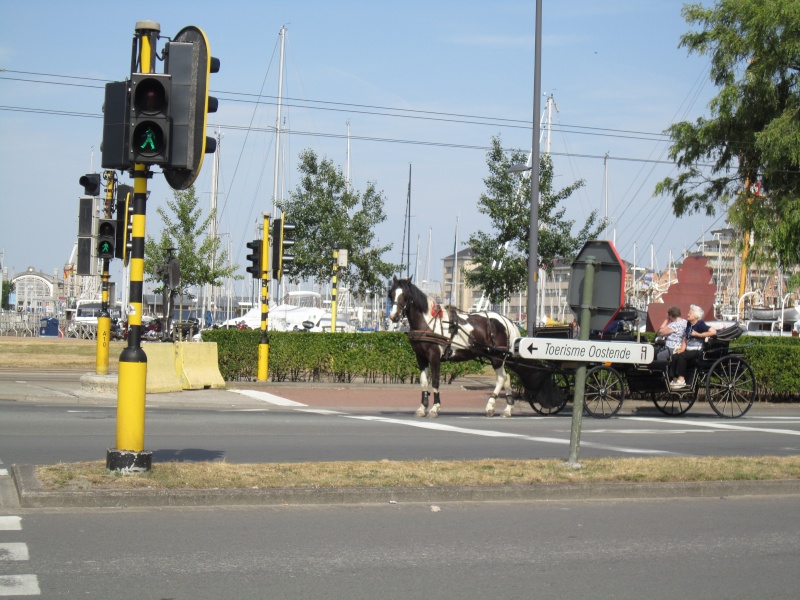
[567,256,594,467]
[567,240,627,467]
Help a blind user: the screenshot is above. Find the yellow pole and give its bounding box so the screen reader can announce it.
[331,245,338,332]
[738,176,753,319]
[107,21,159,472]
[257,213,271,381]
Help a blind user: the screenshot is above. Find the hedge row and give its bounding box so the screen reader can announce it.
[201,329,485,384]
[202,329,800,401]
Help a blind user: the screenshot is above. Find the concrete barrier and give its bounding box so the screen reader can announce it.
[175,341,226,390]
[143,343,183,393]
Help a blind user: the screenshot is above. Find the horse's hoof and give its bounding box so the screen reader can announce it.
[427,406,440,418]
[415,406,427,418]
[502,409,513,418]
[485,408,495,417]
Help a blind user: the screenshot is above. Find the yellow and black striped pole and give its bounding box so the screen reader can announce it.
[96,172,115,375]
[330,245,339,332]
[107,21,159,473]
[257,213,271,381]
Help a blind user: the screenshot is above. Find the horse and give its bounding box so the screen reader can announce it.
[388,276,521,418]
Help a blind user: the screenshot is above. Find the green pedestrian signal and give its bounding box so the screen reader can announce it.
[97,219,117,260]
[129,73,171,164]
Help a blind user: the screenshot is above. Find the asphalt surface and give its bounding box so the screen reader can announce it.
[1,369,799,509]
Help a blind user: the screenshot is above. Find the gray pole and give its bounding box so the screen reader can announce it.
[567,256,595,467]
[527,0,543,336]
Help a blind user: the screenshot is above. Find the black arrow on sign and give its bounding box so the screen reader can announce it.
[527,343,538,354]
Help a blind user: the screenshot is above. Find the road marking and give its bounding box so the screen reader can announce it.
[629,416,800,436]
[0,518,21,531]
[0,544,29,561]
[296,408,346,416]
[229,389,307,407]
[346,415,679,455]
[0,575,41,596]
[0,470,6,477]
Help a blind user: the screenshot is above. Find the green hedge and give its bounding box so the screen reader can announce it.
[202,329,800,401]
[201,329,485,384]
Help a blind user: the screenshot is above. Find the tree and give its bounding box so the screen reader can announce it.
[144,186,238,294]
[279,149,399,299]
[655,0,800,287]
[464,135,604,305]
[1,280,14,310]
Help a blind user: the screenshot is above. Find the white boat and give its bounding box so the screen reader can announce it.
[748,306,798,323]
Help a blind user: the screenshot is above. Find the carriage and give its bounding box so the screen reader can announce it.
[387,276,757,420]
[511,313,757,419]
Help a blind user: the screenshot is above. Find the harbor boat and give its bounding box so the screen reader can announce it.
[748,305,798,323]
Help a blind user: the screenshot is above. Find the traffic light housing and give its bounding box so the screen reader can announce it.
[129,73,171,165]
[79,173,101,196]
[246,240,263,279]
[114,185,133,265]
[163,26,220,190]
[101,80,131,170]
[97,219,117,260]
[271,217,296,279]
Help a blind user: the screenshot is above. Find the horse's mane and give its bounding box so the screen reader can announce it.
[398,278,430,312]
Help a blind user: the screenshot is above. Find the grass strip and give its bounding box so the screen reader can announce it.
[36,456,800,491]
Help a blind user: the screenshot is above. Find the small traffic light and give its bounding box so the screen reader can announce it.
[271,217,296,279]
[97,219,117,260]
[163,26,220,190]
[79,173,102,196]
[129,73,171,164]
[114,185,133,265]
[246,240,263,279]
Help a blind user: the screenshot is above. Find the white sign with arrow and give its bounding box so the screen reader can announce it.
[515,338,654,364]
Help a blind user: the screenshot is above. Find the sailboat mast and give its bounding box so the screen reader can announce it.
[272,25,286,219]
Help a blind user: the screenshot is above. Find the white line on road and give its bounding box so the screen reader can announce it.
[0,575,41,596]
[346,415,679,455]
[229,389,308,407]
[0,544,29,561]
[0,470,7,477]
[0,518,21,531]
[628,416,800,436]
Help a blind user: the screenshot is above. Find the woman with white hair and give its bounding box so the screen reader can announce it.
[671,304,717,389]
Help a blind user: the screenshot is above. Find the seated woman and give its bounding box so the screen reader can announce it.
[670,305,717,389]
[655,305,686,363]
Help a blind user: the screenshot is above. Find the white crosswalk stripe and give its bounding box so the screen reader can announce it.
[0,518,21,532]
[0,575,41,596]
[0,544,29,561]
[0,467,40,597]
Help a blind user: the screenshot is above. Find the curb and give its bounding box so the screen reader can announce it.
[11,465,800,509]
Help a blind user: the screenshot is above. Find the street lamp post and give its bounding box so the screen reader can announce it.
[511,0,544,336]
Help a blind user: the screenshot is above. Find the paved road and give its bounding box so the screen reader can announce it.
[1,371,800,466]
[2,497,798,599]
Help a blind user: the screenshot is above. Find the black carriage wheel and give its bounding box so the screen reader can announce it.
[528,373,571,415]
[653,388,697,416]
[704,356,756,418]
[583,365,624,418]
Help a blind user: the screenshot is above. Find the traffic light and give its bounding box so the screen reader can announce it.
[97,219,117,260]
[246,240,263,279]
[271,217,296,279]
[163,26,220,190]
[79,173,101,196]
[129,73,171,164]
[101,80,130,170]
[114,185,133,265]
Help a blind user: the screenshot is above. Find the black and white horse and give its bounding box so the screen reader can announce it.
[388,276,520,418]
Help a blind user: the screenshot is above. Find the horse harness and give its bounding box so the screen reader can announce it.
[402,300,510,359]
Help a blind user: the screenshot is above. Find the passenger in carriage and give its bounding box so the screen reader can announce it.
[655,305,686,363]
[670,304,717,389]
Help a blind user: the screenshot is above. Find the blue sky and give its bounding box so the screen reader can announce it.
[0,0,722,295]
